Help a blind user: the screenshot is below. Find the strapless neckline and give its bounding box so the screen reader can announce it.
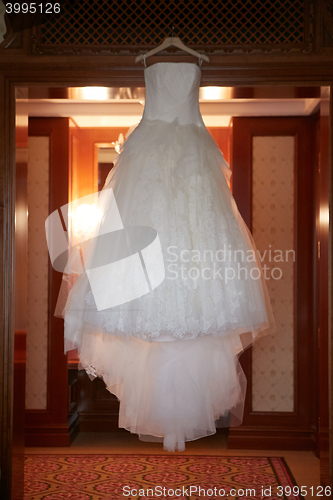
[144,61,202,72]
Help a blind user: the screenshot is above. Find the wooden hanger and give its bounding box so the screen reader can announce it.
[135,36,210,64]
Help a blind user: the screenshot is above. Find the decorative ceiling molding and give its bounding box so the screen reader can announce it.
[16,97,320,129]
[29,0,315,56]
[0,1,6,45]
[322,0,333,47]
[325,0,333,19]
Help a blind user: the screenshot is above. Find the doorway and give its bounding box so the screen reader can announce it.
[9,82,331,496]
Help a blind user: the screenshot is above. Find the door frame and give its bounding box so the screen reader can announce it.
[0,67,332,497]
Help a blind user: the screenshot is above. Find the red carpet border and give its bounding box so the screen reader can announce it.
[24,454,304,500]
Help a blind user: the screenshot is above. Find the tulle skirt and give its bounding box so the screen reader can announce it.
[58,118,276,451]
[78,331,247,452]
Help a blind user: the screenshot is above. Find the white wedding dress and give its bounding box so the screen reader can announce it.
[59,62,276,452]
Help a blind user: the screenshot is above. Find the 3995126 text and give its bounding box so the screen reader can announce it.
[5,2,61,14]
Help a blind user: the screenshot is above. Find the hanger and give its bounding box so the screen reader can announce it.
[135,36,210,64]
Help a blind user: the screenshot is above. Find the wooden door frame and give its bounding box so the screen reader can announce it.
[0,67,332,496]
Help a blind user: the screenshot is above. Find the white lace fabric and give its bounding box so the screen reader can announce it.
[59,62,276,451]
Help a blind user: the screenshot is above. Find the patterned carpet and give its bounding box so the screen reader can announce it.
[24,454,303,499]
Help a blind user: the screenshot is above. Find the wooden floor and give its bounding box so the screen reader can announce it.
[26,431,321,496]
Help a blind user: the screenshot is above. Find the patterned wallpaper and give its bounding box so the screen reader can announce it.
[252,136,294,412]
[26,137,49,410]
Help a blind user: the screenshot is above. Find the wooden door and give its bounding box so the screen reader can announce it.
[25,118,71,446]
[229,116,321,450]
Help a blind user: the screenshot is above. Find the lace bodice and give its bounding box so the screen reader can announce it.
[142,62,205,127]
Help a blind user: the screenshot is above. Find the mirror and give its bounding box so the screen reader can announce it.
[95,143,119,191]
